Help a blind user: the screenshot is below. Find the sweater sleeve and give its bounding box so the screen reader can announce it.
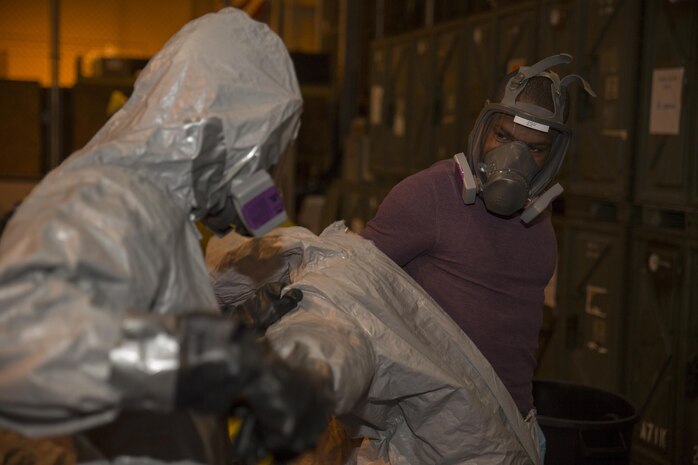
[360,172,438,267]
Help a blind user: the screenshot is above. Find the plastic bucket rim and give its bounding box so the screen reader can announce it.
[533,378,638,428]
[536,411,638,429]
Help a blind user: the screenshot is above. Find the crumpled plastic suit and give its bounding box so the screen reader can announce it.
[206,223,542,465]
[0,7,301,438]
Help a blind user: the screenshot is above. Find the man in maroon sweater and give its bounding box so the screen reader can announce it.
[361,53,595,462]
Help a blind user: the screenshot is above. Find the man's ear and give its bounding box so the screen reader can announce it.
[484,99,491,106]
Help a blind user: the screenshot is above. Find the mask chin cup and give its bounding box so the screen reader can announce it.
[520,183,564,224]
[231,170,287,237]
[453,152,477,204]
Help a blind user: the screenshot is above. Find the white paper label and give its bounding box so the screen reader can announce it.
[514,115,549,133]
[649,67,684,135]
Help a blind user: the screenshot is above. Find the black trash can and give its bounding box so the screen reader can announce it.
[533,379,638,465]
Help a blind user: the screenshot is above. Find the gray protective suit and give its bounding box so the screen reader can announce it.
[0,8,301,437]
[206,224,543,465]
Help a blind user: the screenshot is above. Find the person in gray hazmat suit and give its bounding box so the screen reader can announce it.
[0,8,333,464]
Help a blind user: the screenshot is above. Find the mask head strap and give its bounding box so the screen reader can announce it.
[512,53,573,83]
[501,53,595,124]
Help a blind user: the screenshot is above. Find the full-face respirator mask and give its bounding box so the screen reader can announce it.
[454,53,596,223]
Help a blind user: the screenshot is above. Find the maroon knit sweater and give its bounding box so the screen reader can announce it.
[361,159,556,414]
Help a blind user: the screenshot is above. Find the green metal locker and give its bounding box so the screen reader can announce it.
[368,41,389,180]
[432,21,465,162]
[537,0,578,189]
[568,0,641,201]
[559,219,629,394]
[535,216,568,380]
[634,0,697,208]
[462,12,496,140]
[461,2,537,147]
[382,0,427,38]
[381,37,412,180]
[627,229,685,465]
[493,2,537,79]
[338,181,391,234]
[370,33,431,181]
[693,81,698,209]
[537,0,577,77]
[680,242,698,465]
[407,31,436,175]
[296,85,335,179]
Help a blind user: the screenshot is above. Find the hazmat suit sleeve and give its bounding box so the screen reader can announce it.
[0,165,213,436]
[0,8,309,440]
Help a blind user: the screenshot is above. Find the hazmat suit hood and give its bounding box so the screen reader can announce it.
[59,7,302,229]
[0,8,302,441]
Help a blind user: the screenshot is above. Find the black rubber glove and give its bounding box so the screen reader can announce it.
[224,282,303,332]
[236,346,334,462]
[173,314,333,460]
[174,313,257,414]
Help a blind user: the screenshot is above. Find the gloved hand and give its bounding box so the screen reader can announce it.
[174,314,256,414]
[173,314,333,461]
[224,282,303,332]
[235,345,334,463]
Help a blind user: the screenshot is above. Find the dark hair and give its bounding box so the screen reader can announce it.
[492,71,570,122]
